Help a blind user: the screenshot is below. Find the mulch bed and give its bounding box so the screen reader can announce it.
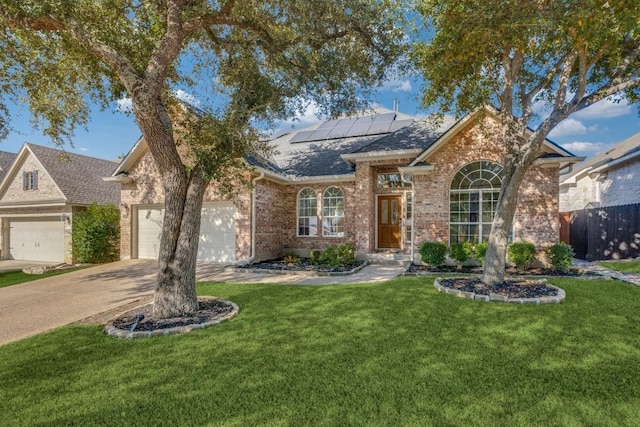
[240,258,366,273]
[406,263,588,277]
[437,277,559,298]
[109,299,234,332]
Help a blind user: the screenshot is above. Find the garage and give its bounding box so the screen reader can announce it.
[9,218,65,263]
[137,204,236,263]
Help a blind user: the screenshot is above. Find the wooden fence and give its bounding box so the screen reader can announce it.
[567,203,640,261]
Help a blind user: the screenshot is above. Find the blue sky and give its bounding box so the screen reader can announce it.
[1,76,638,162]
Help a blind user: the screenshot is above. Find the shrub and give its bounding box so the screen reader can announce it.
[546,242,574,272]
[310,243,356,267]
[283,253,300,265]
[508,241,536,271]
[72,202,120,264]
[475,241,488,265]
[419,241,447,266]
[449,241,472,267]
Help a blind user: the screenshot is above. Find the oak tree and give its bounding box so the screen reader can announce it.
[413,0,639,285]
[0,0,405,316]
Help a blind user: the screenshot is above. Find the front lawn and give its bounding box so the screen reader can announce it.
[1,277,640,426]
[0,267,88,289]
[599,260,640,274]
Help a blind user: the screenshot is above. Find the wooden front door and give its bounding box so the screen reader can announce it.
[378,195,402,249]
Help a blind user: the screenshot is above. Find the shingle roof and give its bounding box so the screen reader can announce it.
[26,143,120,205]
[561,131,640,182]
[256,108,419,177]
[0,151,17,182]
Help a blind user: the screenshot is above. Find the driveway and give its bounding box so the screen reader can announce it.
[0,259,162,346]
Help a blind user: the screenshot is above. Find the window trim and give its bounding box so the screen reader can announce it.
[22,170,39,191]
[296,187,318,237]
[449,161,503,244]
[322,186,345,237]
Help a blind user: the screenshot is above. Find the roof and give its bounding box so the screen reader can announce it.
[17,143,119,205]
[561,131,640,183]
[258,107,418,177]
[0,151,17,182]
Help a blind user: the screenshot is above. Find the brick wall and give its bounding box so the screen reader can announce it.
[3,155,65,203]
[254,179,285,261]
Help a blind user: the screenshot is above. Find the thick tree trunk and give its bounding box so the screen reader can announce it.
[152,168,208,317]
[481,117,543,286]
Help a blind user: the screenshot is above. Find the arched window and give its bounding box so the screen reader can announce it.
[297,188,318,236]
[450,161,503,243]
[322,186,345,237]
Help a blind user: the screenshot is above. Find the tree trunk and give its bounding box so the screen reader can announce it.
[481,118,543,286]
[152,167,208,317]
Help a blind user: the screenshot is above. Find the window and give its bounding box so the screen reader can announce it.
[322,186,345,237]
[449,161,503,244]
[377,173,410,188]
[405,192,413,244]
[22,171,38,190]
[297,188,317,236]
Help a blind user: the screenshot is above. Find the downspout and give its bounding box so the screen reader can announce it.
[400,173,415,263]
[232,172,264,266]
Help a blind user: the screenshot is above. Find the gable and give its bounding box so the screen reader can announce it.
[0,149,66,205]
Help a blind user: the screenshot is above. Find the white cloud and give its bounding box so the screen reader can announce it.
[573,97,631,119]
[174,89,201,107]
[78,147,89,152]
[560,141,606,156]
[548,118,587,138]
[381,79,412,93]
[115,98,133,113]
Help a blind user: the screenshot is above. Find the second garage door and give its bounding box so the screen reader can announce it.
[137,204,236,263]
[9,218,65,263]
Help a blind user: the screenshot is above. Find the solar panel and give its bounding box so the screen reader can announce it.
[367,113,397,134]
[326,126,352,139]
[308,128,333,140]
[389,119,414,132]
[289,130,316,143]
[317,119,339,130]
[344,120,373,138]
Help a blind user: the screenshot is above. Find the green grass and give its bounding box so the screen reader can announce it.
[1,277,640,426]
[599,260,640,274]
[0,267,89,289]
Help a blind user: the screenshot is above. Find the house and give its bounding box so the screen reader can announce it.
[0,143,120,263]
[560,131,640,212]
[109,107,580,264]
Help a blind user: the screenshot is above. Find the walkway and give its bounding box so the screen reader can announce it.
[572,258,640,286]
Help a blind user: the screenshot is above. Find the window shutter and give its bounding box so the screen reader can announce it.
[23,172,27,190]
[33,171,38,190]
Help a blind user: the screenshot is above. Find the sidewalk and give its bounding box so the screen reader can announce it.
[572,258,640,286]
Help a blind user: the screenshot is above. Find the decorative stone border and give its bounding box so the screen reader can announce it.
[227,260,369,277]
[104,297,239,339]
[433,277,565,304]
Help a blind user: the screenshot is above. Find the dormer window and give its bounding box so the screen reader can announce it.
[23,171,38,190]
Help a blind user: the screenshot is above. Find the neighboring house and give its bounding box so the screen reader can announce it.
[560,131,640,212]
[0,143,120,263]
[108,107,580,264]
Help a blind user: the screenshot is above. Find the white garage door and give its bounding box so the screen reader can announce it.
[137,204,236,263]
[9,218,65,263]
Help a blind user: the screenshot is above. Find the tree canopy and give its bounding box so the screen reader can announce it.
[0,0,406,316]
[413,0,639,285]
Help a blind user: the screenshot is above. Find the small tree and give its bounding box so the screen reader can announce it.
[72,202,120,264]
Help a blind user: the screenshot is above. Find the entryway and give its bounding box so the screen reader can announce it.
[377,195,402,249]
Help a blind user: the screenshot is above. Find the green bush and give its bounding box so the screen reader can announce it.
[546,242,574,272]
[310,243,356,267]
[449,241,472,266]
[508,241,536,271]
[419,241,447,266]
[475,241,488,265]
[72,202,120,264]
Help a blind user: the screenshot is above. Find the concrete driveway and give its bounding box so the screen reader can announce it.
[0,259,162,346]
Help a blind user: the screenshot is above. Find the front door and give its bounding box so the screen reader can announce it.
[378,195,402,249]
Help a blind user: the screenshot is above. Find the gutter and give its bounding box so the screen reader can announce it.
[231,172,265,266]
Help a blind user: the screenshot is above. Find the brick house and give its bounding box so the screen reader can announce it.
[0,143,119,263]
[109,107,579,264]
